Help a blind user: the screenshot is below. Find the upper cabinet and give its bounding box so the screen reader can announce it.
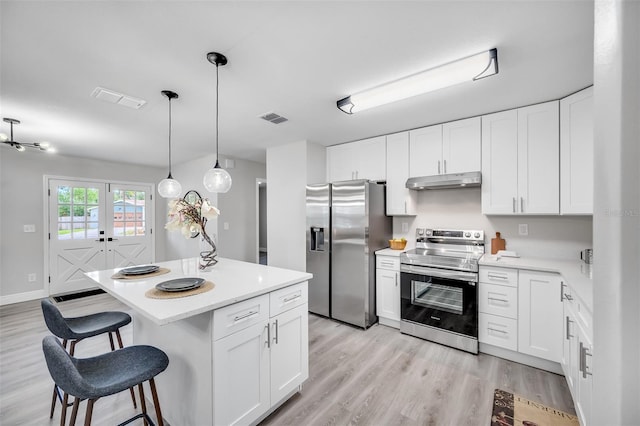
[560,87,594,215]
[386,132,416,215]
[327,136,386,182]
[409,117,481,177]
[482,101,560,214]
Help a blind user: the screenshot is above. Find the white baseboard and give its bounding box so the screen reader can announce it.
[0,289,47,306]
[479,343,564,375]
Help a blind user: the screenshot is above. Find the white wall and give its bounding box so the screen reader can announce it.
[0,148,165,302]
[592,1,640,423]
[165,154,265,264]
[266,140,326,271]
[392,188,593,259]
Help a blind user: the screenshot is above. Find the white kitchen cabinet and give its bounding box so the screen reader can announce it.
[386,132,416,215]
[561,86,594,215]
[327,136,386,182]
[479,313,518,352]
[409,117,480,177]
[478,267,518,351]
[481,101,559,214]
[213,285,309,426]
[561,285,578,393]
[375,254,401,328]
[518,270,563,362]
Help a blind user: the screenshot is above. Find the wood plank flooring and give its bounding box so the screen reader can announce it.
[0,294,574,425]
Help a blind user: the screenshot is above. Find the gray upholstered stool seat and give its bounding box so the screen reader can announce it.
[43,335,169,426]
[41,298,136,424]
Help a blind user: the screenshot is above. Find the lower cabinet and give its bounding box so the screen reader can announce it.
[376,254,401,328]
[213,284,309,426]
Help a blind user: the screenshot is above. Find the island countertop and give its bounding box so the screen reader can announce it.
[85,257,312,326]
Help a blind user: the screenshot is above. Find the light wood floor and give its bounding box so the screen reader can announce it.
[0,294,574,425]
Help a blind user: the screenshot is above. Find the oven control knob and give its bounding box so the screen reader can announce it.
[474,232,481,238]
[464,232,471,238]
[417,228,424,235]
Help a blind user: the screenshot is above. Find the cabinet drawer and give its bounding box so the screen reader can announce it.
[479,283,518,319]
[270,282,308,317]
[376,256,400,271]
[214,294,270,340]
[479,266,518,287]
[479,313,518,351]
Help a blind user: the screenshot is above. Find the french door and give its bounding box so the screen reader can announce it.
[48,178,154,295]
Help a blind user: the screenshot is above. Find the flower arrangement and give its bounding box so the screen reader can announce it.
[166,191,220,269]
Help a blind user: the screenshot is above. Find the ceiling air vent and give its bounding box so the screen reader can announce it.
[259,112,288,124]
[91,87,147,110]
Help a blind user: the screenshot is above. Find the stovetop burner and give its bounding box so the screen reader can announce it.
[400,228,485,272]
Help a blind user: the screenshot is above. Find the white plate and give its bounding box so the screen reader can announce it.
[120,265,160,275]
[156,278,205,292]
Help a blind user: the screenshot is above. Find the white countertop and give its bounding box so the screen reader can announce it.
[85,257,312,326]
[480,255,593,313]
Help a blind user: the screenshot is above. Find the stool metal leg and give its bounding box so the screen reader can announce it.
[108,332,115,351]
[84,399,95,426]
[149,378,164,426]
[60,392,69,426]
[115,329,137,409]
[138,383,149,426]
[69,396,80,426]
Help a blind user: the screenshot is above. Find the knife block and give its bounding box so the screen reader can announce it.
[491,232,506,255]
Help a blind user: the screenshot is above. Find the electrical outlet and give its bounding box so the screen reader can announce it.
[24,224,36,233]
[401,222,409,233]
[223,222,229,230]
[27,273,36,282]
[518,224,529,236]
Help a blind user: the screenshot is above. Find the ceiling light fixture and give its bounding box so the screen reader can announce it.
[1,118,56,153]
[337,48,499,114]
[157,90,182,199]
[203,52,233,194]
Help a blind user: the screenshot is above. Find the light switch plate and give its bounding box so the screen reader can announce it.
[27,273,36,282]
[401,222,409,233]
[518,224,529,236]
[223,222,229,230]
[24,224,36,233]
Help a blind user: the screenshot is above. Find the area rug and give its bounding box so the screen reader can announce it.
[491,389,579,426]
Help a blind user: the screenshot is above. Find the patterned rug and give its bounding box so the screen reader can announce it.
[491,389,579,426]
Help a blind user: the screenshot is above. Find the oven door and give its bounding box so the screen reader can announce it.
[400,264,478,338]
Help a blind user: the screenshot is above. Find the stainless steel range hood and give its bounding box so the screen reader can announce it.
[405,171,481,190]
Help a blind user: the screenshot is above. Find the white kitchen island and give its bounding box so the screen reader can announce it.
[86,257,312,426]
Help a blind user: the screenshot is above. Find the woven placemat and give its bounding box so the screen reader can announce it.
[111,267,171,280]
[145,281,215,299]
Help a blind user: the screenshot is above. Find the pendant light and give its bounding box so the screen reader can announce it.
[203,52,232,193]
[157,90,182,198]
[1,118,56,153]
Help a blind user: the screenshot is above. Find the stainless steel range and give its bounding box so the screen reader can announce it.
[399,228,484,354]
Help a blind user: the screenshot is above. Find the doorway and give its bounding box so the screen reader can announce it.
[47,178,154,295]
[256,178,267,265]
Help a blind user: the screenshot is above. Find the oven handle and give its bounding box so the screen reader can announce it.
[400,264,478,282]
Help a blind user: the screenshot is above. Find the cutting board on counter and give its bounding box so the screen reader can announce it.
[491,232,506,255]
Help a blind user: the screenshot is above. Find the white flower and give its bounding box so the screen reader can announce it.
[201,199,220,220]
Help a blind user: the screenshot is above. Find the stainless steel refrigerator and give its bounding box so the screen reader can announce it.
[306,180,392,328]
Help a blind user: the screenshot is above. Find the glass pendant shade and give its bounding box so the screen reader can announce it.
[158,176,182,198]
[203,164,232,193]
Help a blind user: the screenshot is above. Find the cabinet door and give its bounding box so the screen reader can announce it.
[354,136,387,181]
[270,304,309,404]
[576,324,593,426]
[327,144,355,182]
[518,271,563,362]
[386,132,416,215]
[517,101,560,214]
[561,87,594,215]
[376,268,400,323]
[481,110,519,214]
[442,117,481,174]
[562,301,578,397]
[214,321,270,426]
[409,125,443,177]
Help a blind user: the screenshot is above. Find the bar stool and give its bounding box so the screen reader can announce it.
[42,335,169,426]
[40,298,136,424]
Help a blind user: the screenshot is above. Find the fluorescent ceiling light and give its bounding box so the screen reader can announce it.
[337,48,498,114]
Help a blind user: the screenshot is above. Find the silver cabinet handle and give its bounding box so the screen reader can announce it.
[438,160,441,174]
[520,197,524,213]
[488,327,507,334]
[283,294,301,304]
[564,293,573,301]
[488,297,509,303]
[487,273,508,280]
[560,282,565,302]
[565,316,573,340]
[265,324,271,348]
[512,197,516,213]
[381,261,395,267]
[580,342,593,378]
[395,273,398,287]
[234,310,258,322]
[443,159,447,173]
[404,201,407,214]
[273,319,279,345]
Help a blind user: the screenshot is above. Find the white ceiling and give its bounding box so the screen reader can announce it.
[0,1,594,167]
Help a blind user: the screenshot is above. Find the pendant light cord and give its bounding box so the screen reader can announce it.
[168,97,173,178]
[215,62,220,168]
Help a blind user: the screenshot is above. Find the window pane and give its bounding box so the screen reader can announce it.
[73,205,86,219]
[137,222,146,236]
[87,223,99,238]
[125,223,136,236]
[58,223,71,240]
[113,226,124,237]
[136,191,145,202]
[73,187,86,204]
[125,190,136,200]
[58,205,71,221]
[87,188,99,205]
[58,186,71,204]
[88,206,99,221]
[72,223,86,239]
